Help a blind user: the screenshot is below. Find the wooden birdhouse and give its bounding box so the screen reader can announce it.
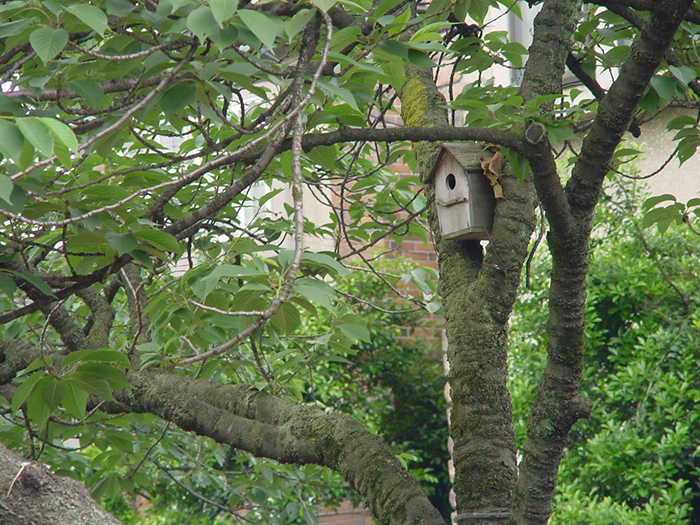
[430,143,497,241]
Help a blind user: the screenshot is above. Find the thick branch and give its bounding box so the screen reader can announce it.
[0,442,122,525]
[115,371,446,525]
[511,2,593,525]
[76,288,115,350]
[512,2,692,525]
[518,0,582,239]
[0,337,445,525]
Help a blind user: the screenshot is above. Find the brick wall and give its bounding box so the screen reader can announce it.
[318,501,377,524]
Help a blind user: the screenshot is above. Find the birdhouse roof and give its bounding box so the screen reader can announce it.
[429,142,484,180]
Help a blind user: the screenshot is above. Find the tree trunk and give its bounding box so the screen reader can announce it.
[400,64,537,518]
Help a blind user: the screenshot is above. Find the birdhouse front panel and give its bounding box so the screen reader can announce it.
[432,144,496,241]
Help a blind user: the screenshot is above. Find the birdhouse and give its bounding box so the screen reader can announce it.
[430,143,497,241]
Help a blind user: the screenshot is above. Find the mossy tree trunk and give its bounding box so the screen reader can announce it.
[399,64,537,518]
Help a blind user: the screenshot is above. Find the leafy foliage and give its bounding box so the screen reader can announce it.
[510,180,700,524]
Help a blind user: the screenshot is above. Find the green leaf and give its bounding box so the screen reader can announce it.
[238,9,283,50]
[18,271,57,298]
[68,80,104,108]
[160,81,196,119]
[0,175,13,205]
[667,115,697,130]
[136,228,183,255]
[63,380,88,419]
[0,120,25,161]
[12,371,48,413]
[93,128,124,160]
[29,27,69,63]
[270,302,301,335]
[104,429,134,453]
[301,252,347,276]
[378,40,408,59]
[0,183,26,214]
[65,3,108,36]
[105,232,138,256]
[67,371,115,400]
[284,9,315,40]
[0,19,33,39]
[650,76,676,101]
[91,474,122,501]
[210,0,238,27]
[406,49,436,67]
[61,349,130,369]
[0,272,17,299]
[310,0,338,11]
[643,194,677,211]
[318,80,360,112]
[641,206,674,230]
[106,0,136,16]
[76,362,130,390]
[16,117,54,159]
[425,0,448,16]
[338,322,370,342]
[187,6,219,42]
[331,26,361,53]
[39,117,79,153]
[669,65,696,87]
[27,385,53,429]
[41,377,66,411]
[293,278,336,311]
[374,0,406,19]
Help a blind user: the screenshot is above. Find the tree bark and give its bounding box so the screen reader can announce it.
[0,442,123,525]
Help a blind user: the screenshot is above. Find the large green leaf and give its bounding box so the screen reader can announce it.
[311,0,338,11]
[61,349,129,369]
[40,377,67,411]
[0,175,13,205]
[67,371,115,401]
[210,0,238,27]
[16,117,53,159]
[11,371,48,413]
[105,232,139,256]
[270,302,301,335]
[136,228,184,255]
[63,380,89,419]
[238,9,283,50]
[67,80,104,107]
[0,19,33,38]
[29,27,68,63]
[187,6,219,42]
[64,3,108,36]
[39,117,79,153]
[0,120,25,161]
[160,82,196,119]
[18,270,56,298]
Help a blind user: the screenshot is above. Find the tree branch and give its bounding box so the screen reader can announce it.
[0,442,122,525]
[115,372,447,525]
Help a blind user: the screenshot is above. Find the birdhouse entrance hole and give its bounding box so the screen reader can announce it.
[446,173,456,190]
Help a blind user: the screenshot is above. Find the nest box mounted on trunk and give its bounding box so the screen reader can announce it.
[430,143,497,241]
